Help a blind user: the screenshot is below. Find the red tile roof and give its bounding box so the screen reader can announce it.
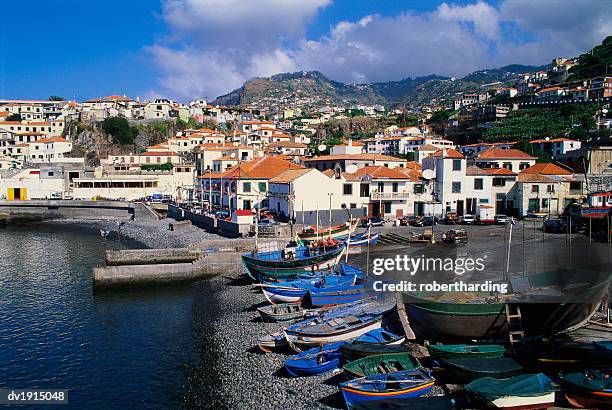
[348,166,411,180]
[521,163,572,175]
[477,148,535,160]
[429,148,465,159]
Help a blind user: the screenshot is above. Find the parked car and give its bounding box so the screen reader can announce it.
[444,212,460,224]
[442,229,468,243]
[399,216,417,226]
[420,216,439,226]
[495,214,510,224]
[258,218,279,226]
[460,214,476,224]
[543,218,568,234]
[360,216,385,227]
[214,210,230,219]
[403,216,423,226]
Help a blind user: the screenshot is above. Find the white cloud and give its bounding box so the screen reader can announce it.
[148,0,330,99]
[148,0,612,100]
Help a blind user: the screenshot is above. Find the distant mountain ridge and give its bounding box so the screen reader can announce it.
[212,64,549,108]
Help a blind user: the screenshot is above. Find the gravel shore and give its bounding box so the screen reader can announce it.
[46,217,223,249]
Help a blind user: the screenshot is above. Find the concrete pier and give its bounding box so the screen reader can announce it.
[105,248,204,266]
[93,251,243,288]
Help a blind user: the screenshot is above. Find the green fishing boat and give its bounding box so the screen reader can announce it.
[343,352,422,379]
[428,344,505,360]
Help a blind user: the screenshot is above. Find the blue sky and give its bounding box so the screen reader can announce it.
[1,1,609,101]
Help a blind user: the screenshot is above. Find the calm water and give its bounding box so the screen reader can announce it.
[0,224,217,409]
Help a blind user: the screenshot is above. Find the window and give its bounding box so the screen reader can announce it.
[384,202,391,213]
[360,184,370,197]
[413,184,424,194]
[542,198,549,208]
[528,198,540,212]
[531,185,539,193]
[392,182,398,193]
[377,182,384,192]
[48,172,54,177]
[492,178,506,187]
[243,200,251,210]
[343,184,353,195]
[546,184,555,193]
[479,198,489,204]
[503,162,512,170]
[452,182,461,193]
[519,162,530,170]
[258,182,266,192]
[452,159,462,171]
[569,181,581,191]
[350,203,357,209]
[474,178,483,190]
[243,182,251,192]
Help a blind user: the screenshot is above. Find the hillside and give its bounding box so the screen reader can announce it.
[212,65,544,109]
[568,35,612,81]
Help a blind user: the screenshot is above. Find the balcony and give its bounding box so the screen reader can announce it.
[370,191,409,200]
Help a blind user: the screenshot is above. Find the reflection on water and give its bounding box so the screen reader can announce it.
[0,224,216,409]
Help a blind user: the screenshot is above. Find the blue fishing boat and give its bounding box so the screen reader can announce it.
[260,274,358,304]
[355,328,406,345]
[308,286,370,307]
[560,369,612,409]
[242,242,345,281]
[284,342,346,377]
[340,369,435,410]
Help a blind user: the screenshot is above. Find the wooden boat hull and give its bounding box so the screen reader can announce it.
[242,246,344,281]
[299,224,352,242]
[308,287,368,307]
[404,298,603,342]
[560,370,612,409]
[257,303,304,322]
[284,342,345,377]
[343,353,422,379]
[488,392,555,409]
[441,357,523,383]
[340,370,435,410]
[428,344,505,360]
[340,344,413,361]
[256,332,288,353]
[285,317,383,350]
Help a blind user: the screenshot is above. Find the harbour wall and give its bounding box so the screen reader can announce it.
[0,200,160,222]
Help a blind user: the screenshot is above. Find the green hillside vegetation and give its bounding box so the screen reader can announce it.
[484,104,598,143]
[568,36,612,81]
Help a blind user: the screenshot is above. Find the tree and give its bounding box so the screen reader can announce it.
[49,96,65,101]
[5,113,22,121]
[102,117,137,145]
[429,109,455,124]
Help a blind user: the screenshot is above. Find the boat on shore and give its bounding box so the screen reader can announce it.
[284,295,396,350]
[440,357,523,383]
[260,274,358,304]
[354,328,406,345]
[284,342,346,377]
[560,369,612,408]
[344,231,380,247]
[339,369,435,410]
[256,332,288,353]
[298,222,355,242]
[427,344,505,360]
[257,303,305,322]
[242,242,345,281]
[340,344,413,361]
[402,268,610,341]
[308,286,370,307]
[343,352,422,379]
[465,373,557,409]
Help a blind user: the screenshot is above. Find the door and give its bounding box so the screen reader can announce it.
[456,200,464,216]
[414,202,424,216]
[372,202,380,217]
